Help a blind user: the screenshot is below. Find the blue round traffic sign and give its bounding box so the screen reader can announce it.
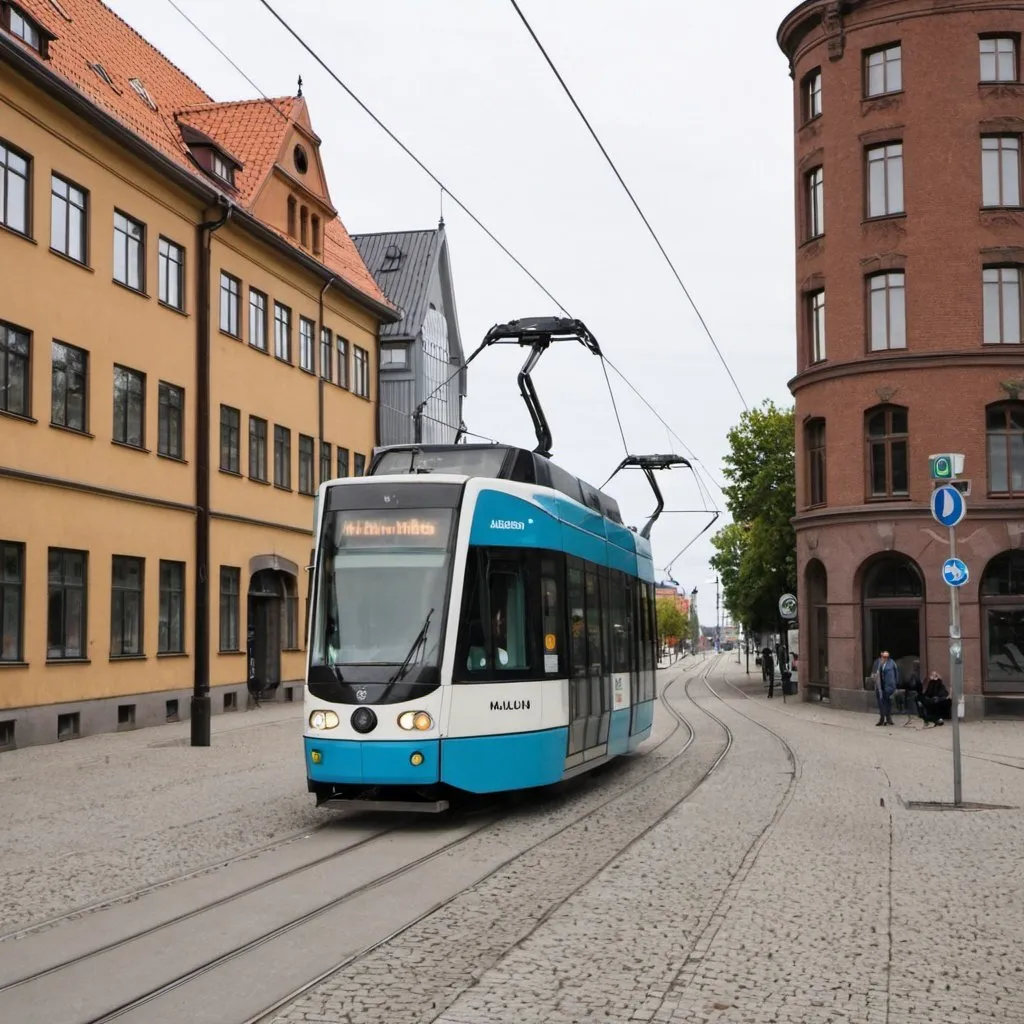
[931,485,966,529]
[942,557,969,587]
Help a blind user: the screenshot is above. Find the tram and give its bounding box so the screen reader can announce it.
[302,318,677,812]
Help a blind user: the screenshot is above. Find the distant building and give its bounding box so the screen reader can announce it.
[352,224,466,446]
[655,585,690,619]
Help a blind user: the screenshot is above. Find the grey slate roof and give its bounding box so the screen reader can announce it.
[350,229,439,340]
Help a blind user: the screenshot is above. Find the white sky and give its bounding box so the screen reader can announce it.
[106,0,801,620]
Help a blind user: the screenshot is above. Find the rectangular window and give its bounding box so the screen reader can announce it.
[865,44,902,97]
[158,560,185,654]
[47,548,87,660]
[158,237,184,310]
[807,166,824,238]
[808,289,826,363]
[336,336,348,388]
[51,340,87,432]
[353,452,366,477]
[112,364,146,447]
[158,381,184,459]
[0,322,30,417]
[868,272,907,351]
[353,345,369,397]
[320,326,332,381]
[867,143,904,217]
[807,420,826,507]
[10,7,42,51]
[274,302,291,361]
[337,446,349,478]
[298,434,315,494]
[110,555,144,656]
[249,289,267,351]
[0,141,29,235]
[982,136,1021,207]
[867,407,909,498]
[981,37,1017,83]
[984,267,1022,344]
[219,272,240,336]
[219,566,240,651]
[299,316,315,371]
[805,68,822,120]
[320,441,331,484]
[220,404,240,473]
[987,405,1024,495]
[113,210,145,291]
[50,174,87,263]
[1,540,25,662]
[274,424,291,488]
[249,416,268,481]
[284,591,298,650]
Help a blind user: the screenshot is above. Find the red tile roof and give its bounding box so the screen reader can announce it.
[12,0,391,311]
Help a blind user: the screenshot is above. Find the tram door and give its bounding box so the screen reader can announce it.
[567,563,588,757]
[627,576,639,735]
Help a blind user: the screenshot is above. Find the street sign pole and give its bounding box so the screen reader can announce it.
[930,455,968,807]
[948,524,964,807]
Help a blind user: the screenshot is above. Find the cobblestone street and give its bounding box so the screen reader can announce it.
[1,656,1021,1023]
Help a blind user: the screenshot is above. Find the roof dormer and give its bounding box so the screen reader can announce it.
[177,121,243,191]
[2,2,57,59]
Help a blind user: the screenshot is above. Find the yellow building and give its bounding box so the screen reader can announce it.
[0,0,397,749]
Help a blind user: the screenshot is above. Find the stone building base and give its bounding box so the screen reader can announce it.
[0,681,305,752]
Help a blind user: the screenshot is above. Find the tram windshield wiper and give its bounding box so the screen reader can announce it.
[385,608,434,686]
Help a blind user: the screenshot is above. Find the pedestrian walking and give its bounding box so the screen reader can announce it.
[871,649,899,726]
[762,646,775,697]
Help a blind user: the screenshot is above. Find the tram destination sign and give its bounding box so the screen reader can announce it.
[336,508,452,547]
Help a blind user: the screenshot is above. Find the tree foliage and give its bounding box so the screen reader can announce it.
[655,597,686,645]
[709,400,797,634]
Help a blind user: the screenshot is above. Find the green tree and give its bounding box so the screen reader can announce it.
[655,597,686,648]
[688,601,700,648]
[710,400,797,634]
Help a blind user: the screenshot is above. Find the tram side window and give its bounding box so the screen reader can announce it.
[644,582,656,700]
[567,564,590,720]
[610,571,627,674]
[585,569,604,716]
[458,549,534,677]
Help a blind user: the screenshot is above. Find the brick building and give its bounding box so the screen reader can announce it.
[778,0,1024,717]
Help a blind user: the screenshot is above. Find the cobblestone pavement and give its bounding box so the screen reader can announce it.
[0,703,320,932]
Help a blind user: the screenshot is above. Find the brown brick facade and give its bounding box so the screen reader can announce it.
[778,0,1024,717]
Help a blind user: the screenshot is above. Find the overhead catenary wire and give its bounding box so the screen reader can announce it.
[254,0,571,318]
[507,0,749,415]
[169,0,723,562]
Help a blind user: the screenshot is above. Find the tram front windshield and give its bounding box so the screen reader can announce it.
[311,507,454,672]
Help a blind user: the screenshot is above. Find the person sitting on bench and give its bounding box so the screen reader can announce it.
[918,671,952,726]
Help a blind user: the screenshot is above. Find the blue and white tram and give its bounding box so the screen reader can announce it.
[303,444,659,811]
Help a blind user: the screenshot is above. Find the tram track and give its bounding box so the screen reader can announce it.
[5,660,715,1024]
[241,658,731,1024]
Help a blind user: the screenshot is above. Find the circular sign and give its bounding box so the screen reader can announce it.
[544,633,557,651]
[778,593,798,620]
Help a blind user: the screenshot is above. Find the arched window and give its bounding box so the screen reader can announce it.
[805,559,828,693]
[865,404,908,499]
[980,550,1024,693]
[861,554,922,683]
[805,418,826,507]
[311,214,321,256]
[287,195,297,238]
[300,205,309,248]
[986,402,1024,496]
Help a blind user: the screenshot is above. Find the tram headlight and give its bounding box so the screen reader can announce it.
[398,710,433,731]
[308,710,340,730]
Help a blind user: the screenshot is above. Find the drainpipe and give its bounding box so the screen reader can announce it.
[317,274,336,484]
[191,199,233,748]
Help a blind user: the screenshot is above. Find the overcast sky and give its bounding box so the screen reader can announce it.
[107,0,801,622]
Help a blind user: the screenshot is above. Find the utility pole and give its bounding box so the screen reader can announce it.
[714,575,720,654]
[929,453,968,807]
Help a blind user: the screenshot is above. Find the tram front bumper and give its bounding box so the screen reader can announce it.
[304,735,440,786]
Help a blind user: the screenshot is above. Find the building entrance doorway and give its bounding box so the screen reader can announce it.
[247,561,298,699]
[805,559,828,696]
[862,555,924,686]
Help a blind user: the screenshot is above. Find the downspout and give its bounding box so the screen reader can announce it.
[191,199,233,748]
[317,274,336,485]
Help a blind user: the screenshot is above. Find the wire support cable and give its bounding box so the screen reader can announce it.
[507,0,748,413]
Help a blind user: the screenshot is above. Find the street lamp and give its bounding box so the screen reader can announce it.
[690,587,698,657]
